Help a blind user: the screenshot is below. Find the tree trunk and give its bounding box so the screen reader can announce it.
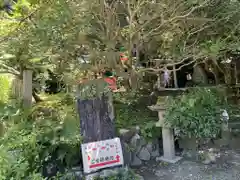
[77,93,115,143]
[173,65,178,88]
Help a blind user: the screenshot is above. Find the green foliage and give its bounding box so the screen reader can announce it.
[165,87,227,139]
[0,94,81,179]
[114,91,159,140]
[140,122,161,141]
[0,75,11,104]
[93,169,139,180]
[77,79,110,99]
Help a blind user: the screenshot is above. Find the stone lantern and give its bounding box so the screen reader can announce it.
[148,96,182,163]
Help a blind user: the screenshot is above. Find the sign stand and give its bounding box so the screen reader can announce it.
[77,92,124,178]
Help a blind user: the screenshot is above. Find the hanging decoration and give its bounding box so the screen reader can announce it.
[103,70,117,91]
[119,46,128,62]
[119,46,130,72]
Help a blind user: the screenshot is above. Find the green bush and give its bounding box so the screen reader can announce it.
[94,169,139,180]
[114,91,159,140]
[165,87,227,139]
[0,74,11,104]
[0,95,82,179]
[0,91,150,179]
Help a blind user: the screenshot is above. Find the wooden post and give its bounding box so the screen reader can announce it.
[173,65,178,88]
[234,62,238,84]
[22,70,32,108]
[77,93,115,143]
[157,74,161,90]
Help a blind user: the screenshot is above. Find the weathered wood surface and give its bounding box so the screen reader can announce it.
[23,70,33,108]
[77,94,115,143]
[11,78,23,98]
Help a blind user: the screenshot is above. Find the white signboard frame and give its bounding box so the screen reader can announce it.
[81,137,124,173]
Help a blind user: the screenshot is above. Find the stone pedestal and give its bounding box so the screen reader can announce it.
[159,128,182,163]
[149,103,182,163]
[215,122,230,147]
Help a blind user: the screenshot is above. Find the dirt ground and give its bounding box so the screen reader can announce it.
[135,148,240,180]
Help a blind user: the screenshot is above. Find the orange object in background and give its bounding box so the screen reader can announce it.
[104,77,117,90]
[120,52,128,62]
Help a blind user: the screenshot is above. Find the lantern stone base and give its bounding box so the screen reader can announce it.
[159,127,182,163]
[149,104,183,164]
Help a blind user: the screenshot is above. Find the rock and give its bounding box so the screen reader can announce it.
[151,150,160,158]
[119,128,130,135]
[119,127,140,143]
[131,155,142,166]
[135,174,145,180]
[85,172,99,180]
[130,134,141,152]
[155,169,169,177]
[146,142,153,152]
[202,159,211,165]
[202,149,216,164]
[71,166,82,171]
[100,169,118,177]
[139,138,147,147]
[182,150,197,159]
[138,147,151,161]
[122,143,132,165]
[71,166,83,178]
[135,126,140,133]
[192,65,208,85]
[146,141,160,158]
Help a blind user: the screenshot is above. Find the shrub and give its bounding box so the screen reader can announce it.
[165,87,227,139]
[0,74,11,104]
[114,91,159,140]
[0,95,82,179]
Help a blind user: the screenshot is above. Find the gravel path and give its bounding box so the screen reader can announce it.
[135,149,240,180]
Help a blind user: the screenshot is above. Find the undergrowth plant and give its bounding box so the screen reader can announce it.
[165,87,227,139]
[0,94,82,179]
[0,74,11,104]
[114,91,159,140]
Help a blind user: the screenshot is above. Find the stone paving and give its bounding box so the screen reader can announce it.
[135,149,240,180]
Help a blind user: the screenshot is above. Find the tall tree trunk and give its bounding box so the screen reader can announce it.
[77,93,115,143]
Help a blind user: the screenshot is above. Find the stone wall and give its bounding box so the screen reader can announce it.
[119,126,160,166]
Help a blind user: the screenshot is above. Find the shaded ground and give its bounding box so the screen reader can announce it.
[135,148,240,180]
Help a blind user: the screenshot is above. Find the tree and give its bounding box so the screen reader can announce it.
[1,0,240,92]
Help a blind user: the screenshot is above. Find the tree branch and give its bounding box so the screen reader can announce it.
[0,3,47,44]
[139,56,206,73]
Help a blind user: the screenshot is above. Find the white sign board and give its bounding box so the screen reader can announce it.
[81,138,124,173]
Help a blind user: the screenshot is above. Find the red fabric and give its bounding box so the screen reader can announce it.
[120,52,128,61]
[120,57,128,61]
[104,77,117,90]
